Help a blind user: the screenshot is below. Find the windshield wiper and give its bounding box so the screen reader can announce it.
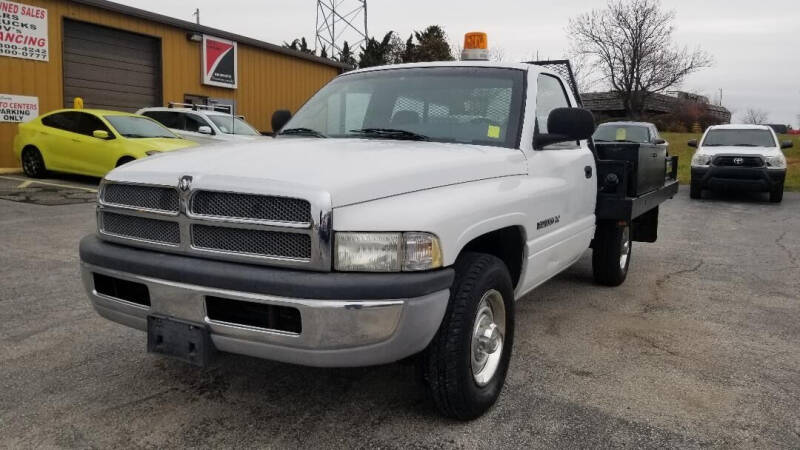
[279,127,327,138]
[349,128,429,141]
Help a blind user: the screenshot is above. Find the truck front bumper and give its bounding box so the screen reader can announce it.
[79,235,453,367]
[691,166,786,192]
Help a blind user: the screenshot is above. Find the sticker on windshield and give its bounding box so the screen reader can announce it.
[487,125,501,139]
[615,128,627,141]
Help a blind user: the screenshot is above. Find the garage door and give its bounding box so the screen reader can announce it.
[63,20,161,112]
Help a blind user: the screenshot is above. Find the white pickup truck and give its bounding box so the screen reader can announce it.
[79,59,678,419]
[689,124,791,202]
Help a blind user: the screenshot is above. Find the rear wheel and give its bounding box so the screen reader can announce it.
[770,182,784,203]
[592,220,632,287]
[21,147,47,178]
[422,252,515,420]
[689,179,702,199]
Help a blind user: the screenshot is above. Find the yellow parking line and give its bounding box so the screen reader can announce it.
[17,180,33,188]
[0,176,98,192]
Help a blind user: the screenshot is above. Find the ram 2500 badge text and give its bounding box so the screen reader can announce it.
[79,35,678,420]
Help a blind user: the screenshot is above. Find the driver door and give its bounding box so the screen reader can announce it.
[522,73,596,289]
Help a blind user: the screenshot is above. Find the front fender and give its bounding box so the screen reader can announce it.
[332,176,532,266]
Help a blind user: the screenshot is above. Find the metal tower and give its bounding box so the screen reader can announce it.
[315,0,368,59]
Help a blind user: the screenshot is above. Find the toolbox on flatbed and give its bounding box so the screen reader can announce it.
[596,142,669,197]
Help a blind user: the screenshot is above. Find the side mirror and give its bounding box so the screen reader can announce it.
[688,139,698,148]
[781,140,793,149]
[652,138,666,145]
[272,109,292,133]
[197,125,213,135]
[534,107,595,149]
[92,130,110,139]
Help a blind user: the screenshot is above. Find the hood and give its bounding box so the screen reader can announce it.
[697,145,780,156]
[109,137,527,207]
[127,137,197,152]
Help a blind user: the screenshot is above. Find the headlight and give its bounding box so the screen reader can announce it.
[335,232,443,272]
[764,155,786,169]
[691,152,712,166]
[145,150,162,156]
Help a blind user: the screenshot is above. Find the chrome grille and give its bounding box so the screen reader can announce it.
[96,179,330,270]
[102,184,179,212]
[101,212,180,245]
[191,191,311,223]
[192,225,311,259]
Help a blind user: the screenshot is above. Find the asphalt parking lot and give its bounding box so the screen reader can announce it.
[1,178,798,449]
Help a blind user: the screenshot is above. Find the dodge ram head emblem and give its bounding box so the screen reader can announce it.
[733,157,744,165]
[179,175,193,192]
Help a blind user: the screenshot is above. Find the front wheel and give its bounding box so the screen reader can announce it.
[21,147,47,178]
[422,252,515,420]
[592,220,632,286]
[769,182,783,203]
[689,179,702,199]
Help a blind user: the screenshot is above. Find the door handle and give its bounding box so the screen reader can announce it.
[584,166,592,178]
[651,152,658,158]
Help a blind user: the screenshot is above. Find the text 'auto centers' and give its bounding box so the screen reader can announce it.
[0,0,349,169]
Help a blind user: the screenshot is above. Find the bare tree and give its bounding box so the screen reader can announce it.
[488,47,505,62]
[567,52,600,93]
[742,108,769,125]
[568,0,712,118]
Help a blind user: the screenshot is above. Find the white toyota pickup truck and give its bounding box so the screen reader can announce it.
[79,58,678,419]
[689,124,791,202]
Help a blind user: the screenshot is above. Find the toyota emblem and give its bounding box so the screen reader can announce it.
[733,157,744,165]
[179,175,193,192]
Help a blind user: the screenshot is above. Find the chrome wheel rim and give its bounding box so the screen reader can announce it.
[470,289,506,387]
[620,225,631,270]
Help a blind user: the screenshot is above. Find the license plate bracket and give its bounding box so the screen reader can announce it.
[147,315,213,367]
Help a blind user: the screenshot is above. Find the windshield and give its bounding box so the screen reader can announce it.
[208,115,260,136]
[105,116,178,139]
[593,124,650,143]
[280,67,525,148]
[702,129,776,147]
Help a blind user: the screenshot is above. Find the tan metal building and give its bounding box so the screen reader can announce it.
[0,0,348,169]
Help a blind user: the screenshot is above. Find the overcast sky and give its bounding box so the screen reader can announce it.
[117,0,800,127]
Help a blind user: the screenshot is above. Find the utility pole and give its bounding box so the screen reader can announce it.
[718,88,723,106]
[315,0,368,60]
[193,8,199,25]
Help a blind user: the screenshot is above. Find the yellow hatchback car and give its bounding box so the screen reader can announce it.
[13,109,197,178]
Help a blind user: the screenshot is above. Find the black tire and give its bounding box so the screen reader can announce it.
[116,156,136,167]
[422,252,515,420]
[21,146,47,178]
[592,220,632,287]
[769,183,784,203]
[689,179,702,199]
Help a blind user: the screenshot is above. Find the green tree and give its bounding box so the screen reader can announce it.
[411,25,454,62]
[401,34,416,63]
[358,31,396,68]
[338,41,357,67]
[283,37,315,55]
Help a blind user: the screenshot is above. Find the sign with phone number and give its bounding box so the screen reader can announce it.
[0,1,48,62]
